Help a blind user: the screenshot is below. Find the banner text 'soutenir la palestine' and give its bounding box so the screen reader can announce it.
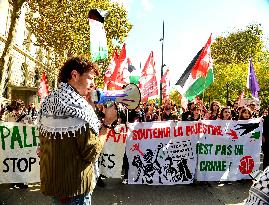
[131,123,224,141]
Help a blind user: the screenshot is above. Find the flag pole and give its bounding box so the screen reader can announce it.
[160,20,164,106]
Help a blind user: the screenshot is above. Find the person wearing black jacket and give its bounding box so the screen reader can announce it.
[262,115,269,170]
[181,102,194,121]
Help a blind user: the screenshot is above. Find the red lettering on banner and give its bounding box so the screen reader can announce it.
[106,130,117,142]
[188,125,194,136]
[158,128,164,138]
[106,126,128,143]
[139,129,146,140]
[202,123,207,134]
[132,130,138,140]
[186,123,223,136]
[195,123,206,134]
[146,129,152,139]
[153,128,159,138]
[207,125,213,134]
[165,127,170,137]
[186,125,192,136]
[214,126,223,136]
[133,123,223,139]
[186,125,196,136]
[117,127,128,143]
[173,126,183,137]
[131,127,171,140]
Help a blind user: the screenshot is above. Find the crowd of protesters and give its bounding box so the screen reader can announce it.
[2,98,266,126]
[2,98,269,189]
[94,98,269,186]
[94,99,267,125]
[0,99,38,124]
[0,99,38,189]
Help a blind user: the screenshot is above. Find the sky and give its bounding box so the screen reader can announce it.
[114,0,269,87]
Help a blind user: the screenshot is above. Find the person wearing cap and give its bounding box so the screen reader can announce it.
[38,57,117,205]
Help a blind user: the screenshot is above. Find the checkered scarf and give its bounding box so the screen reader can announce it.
[38,82,100,138]
[245,166,269,204]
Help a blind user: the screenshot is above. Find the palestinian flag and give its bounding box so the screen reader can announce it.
[127,58,140,85]
[175,34,214,101]
[88,9,108,62]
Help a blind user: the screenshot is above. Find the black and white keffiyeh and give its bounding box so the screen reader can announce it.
[38,82,101,138]
[245,166,269,204]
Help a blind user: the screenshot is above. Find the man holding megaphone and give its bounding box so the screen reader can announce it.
[38,56,118,205]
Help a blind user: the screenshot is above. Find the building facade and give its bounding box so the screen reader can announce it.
[0,0,50,106]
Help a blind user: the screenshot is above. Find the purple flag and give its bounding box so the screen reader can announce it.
[247,59,260,98]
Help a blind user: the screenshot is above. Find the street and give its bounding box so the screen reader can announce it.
[0,179,252,205]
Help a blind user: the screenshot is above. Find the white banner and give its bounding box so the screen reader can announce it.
[99,125,127,178]
[0,120,262,184]
[0,122,40,183]
[126,121,198,185]
[196,119,262,181]
[0,123,126,184]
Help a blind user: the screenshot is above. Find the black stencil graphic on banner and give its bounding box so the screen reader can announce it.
[163,157,192,182]
[132,143,163,184]
[234,123,259,136]
[131,141,194,184]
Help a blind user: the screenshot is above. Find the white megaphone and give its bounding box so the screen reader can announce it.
[91,84,141,109]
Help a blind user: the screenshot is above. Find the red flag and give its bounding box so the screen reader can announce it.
[191,34,212,79]
[38,72,49,102]
[161,68,170,100]
[107,43,129,90]
[104,49,118,89]
[139,51,158,102]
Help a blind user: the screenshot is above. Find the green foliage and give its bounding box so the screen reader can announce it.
[26,0,132,87]
[204,23,269,110]
[212,24,263,65]
[169,89,181,106]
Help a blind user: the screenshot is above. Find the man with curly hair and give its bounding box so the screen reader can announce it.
[38,56,118,205]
